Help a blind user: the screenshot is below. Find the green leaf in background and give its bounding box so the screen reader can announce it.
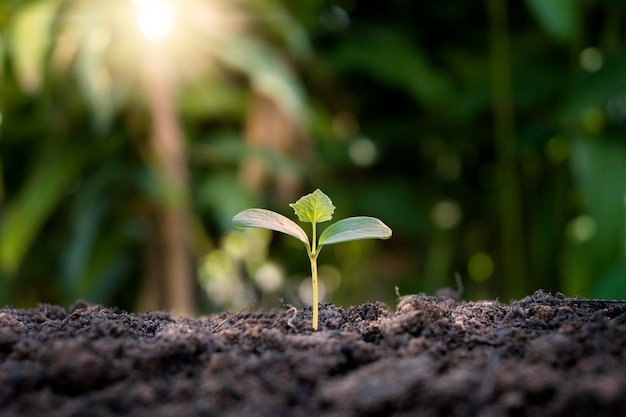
[566,136,626,296]
[233,208,309,245]
[195,172,257,230]
[289,189,335,224]
[10,0,60,92]
[525,0,576,42]
[592,261,626,300]
[0,146,88,277]
[318,216,392,246]
[331,27,452,110]
[0,36,4,87]
[75,22,119,132]
[60,162,122,302]
[561,53,626,126]
[0,154,4,204]
[215,37,307,124]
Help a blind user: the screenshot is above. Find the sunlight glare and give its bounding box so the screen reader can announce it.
[132,0,176,41]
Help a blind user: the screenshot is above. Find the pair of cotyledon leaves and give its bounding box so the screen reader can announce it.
[232,189,392,251]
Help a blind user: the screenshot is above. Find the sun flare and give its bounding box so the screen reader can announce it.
[132,0,176,41]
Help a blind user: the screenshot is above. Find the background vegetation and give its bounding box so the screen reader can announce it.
[1,0,626,314]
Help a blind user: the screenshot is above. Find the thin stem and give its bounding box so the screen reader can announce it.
[310,221,319,330]
[311,222,317,254]
[310,255,319,330]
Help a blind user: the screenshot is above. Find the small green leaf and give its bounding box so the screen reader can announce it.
[289,189,335,224]
[233,208,309,245]
[318,216,392,246]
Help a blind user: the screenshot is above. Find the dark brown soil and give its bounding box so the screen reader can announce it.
[1,290,625,417]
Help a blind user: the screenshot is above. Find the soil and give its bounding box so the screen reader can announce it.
[1,290,625,417]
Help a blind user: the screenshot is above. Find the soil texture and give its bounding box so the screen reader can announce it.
[1,290,626,417]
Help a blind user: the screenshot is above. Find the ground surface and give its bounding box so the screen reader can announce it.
[1,290,625,417]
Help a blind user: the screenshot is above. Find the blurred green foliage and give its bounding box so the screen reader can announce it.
[1,0,626,312]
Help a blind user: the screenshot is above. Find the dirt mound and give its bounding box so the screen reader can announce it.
[1,290,625,416]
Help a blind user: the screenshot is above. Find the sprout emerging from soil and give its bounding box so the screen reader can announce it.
[233,189,392,330]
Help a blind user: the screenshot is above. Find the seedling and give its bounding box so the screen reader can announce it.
[232,189,392,330]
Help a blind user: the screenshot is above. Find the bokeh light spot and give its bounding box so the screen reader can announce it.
[545,135,570,164]
[349,137,378,167]
[222,231,248,259]
[468,252,494,282]
[567,215,597,242]
[199,250,238,305]
[319,265,342,293]
[299,278,326,304]
[254,262,284,293]
[579,47,603,72]
[581,108,605,134]
[432,200,462,230]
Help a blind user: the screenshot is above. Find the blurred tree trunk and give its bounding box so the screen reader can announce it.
[487,0,527,299]
[137,42,195,317]
[240,93,306,201]
[241,95,288,193]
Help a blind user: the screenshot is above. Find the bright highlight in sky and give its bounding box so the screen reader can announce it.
[132,0,176,41]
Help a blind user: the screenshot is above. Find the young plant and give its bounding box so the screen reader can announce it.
[232,189,392,330]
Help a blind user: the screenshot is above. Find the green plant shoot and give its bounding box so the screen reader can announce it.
[232,189,392,330]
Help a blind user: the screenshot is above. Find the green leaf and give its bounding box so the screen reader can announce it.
[0,145,88,276]
[11,0,60,92]
[566,136,626,295]
[331,27,452,110]
[289,189,335,224]
[214,36,306,124]
[318,216,392,246]
[525,0,576,42]
[233,208,309,245]
[592,261,626,299]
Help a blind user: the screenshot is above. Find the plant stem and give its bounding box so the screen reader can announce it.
[310,221,319,331]
[310,255,319,330]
